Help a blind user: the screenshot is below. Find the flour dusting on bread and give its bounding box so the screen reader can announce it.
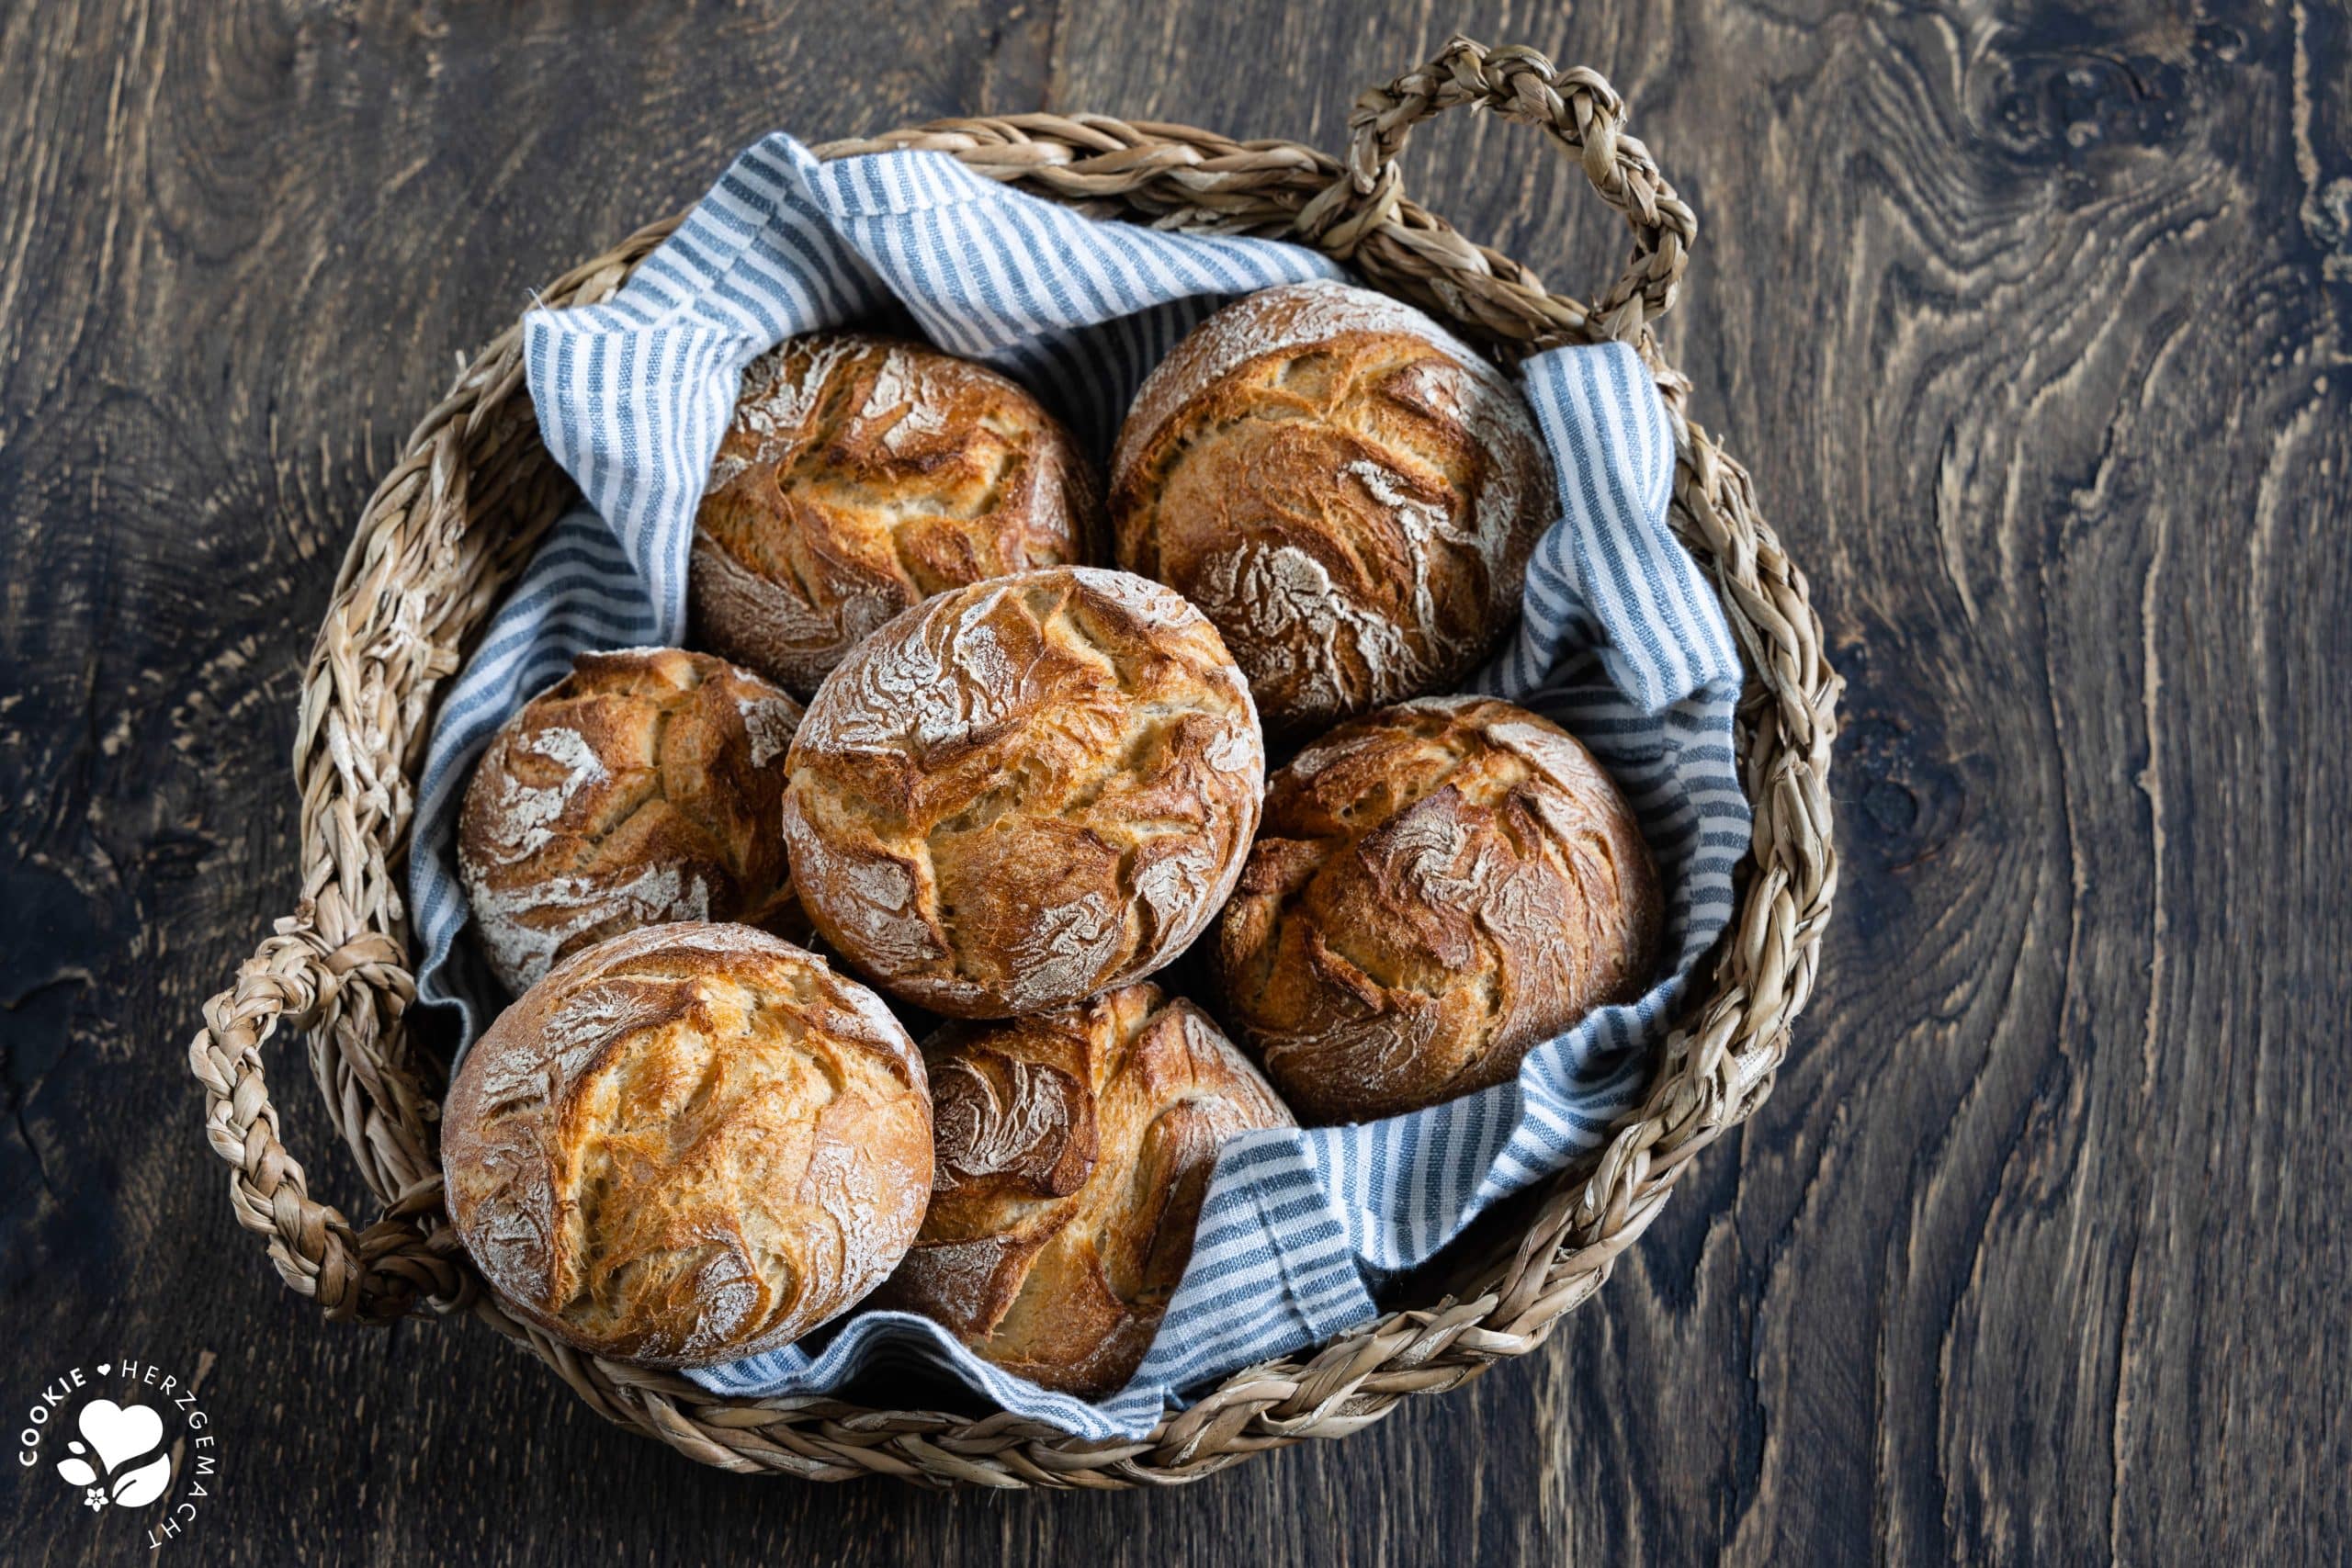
[737,692,801,768]
[876,987,1294,1395]
[711,335,861,488]
[784,568,1262,1019]
[466,862,710,999]
[476,725,608,865]
[1212,696,1662,1122]
[694,333,1102,696]
[863,347,955,456]
[1113,278,1516,483]
[1111,281,1553,732]
[1189,541,1419,728]
[457,649,799,994]
[440,922,932,1370]
[932,1055,1085,1191]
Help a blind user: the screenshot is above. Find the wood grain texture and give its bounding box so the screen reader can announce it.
[3,0,2346,1562]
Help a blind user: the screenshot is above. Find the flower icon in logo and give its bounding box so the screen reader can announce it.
[53,1399,172,1509]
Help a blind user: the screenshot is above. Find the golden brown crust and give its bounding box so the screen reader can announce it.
[691,333,1102,696]
[1210,695,1663,1123]
[876,983,1293,1396]
[781,567,1263,1018]
[1109,280,1553,736]
[440,922,933,1368]
[457,648,804,996]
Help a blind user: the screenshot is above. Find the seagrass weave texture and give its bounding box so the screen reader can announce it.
[187,38,1840,1487]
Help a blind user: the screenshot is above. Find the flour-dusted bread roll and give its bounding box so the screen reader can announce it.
[691,333,1102,696]
[441,922,933,1367]
[876,983,1293,1396]
[1110,280,1554,735]
[458,648,804,996]
[783,566,1263,1018]
[1212,695,1663,1123]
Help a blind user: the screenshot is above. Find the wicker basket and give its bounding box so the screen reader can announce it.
[187,38,1840,1487]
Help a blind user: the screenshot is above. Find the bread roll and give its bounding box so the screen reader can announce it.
[691,333,1101,696]
[877,984,1292,1396]
[458,648,804,996]
[1211,695,1662,1122]
[441,922,932,1366]
[782,566,1262,1018]
[1110,280,1553,735]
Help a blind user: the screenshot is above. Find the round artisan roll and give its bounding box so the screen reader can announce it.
[458,648,805,996]
[782,566,1263,1019]
[876,983,1293,1396]
[691,333,1102,696]
[1211,695,1664,1123]
[1110,279,1555,735]
[442,923,933,1366]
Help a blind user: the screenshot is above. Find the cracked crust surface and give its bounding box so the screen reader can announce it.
[440,921,933,1368]
[691,333,1102,697]
[458,648,805,996]
[1209,695,1663,1123]
[1110,280,1553,736]
[782,567,1263,1019]
[875,983,1293,1397]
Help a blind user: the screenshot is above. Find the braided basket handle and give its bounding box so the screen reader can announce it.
[1297,38,1696,344]
[187,926,459,1324]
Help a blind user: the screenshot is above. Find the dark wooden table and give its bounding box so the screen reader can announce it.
[5,2,2347,1562]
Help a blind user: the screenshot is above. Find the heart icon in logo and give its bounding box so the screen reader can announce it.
[74,1400,164,1475]
[54,1397,173,1510]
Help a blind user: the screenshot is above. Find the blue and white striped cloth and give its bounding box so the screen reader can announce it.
[407,134,1748,1440]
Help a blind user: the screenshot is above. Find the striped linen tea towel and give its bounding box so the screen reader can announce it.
[405,134,1750,1441]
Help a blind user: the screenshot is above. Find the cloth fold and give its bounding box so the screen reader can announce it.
[405,133,1749,1441]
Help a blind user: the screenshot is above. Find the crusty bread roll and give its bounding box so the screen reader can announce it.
[691,333,1102,696]
[458,648,804,996]
[441,922,933,1367]
[1211,695,1662,1123]
[876,983,1293,1396]
[782,566,1263,1019]
[1110,280,1553,735]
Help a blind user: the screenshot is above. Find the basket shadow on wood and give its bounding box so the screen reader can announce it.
[186,38,1840,1487]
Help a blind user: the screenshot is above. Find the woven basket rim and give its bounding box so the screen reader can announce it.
[187,37,1841,1488]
